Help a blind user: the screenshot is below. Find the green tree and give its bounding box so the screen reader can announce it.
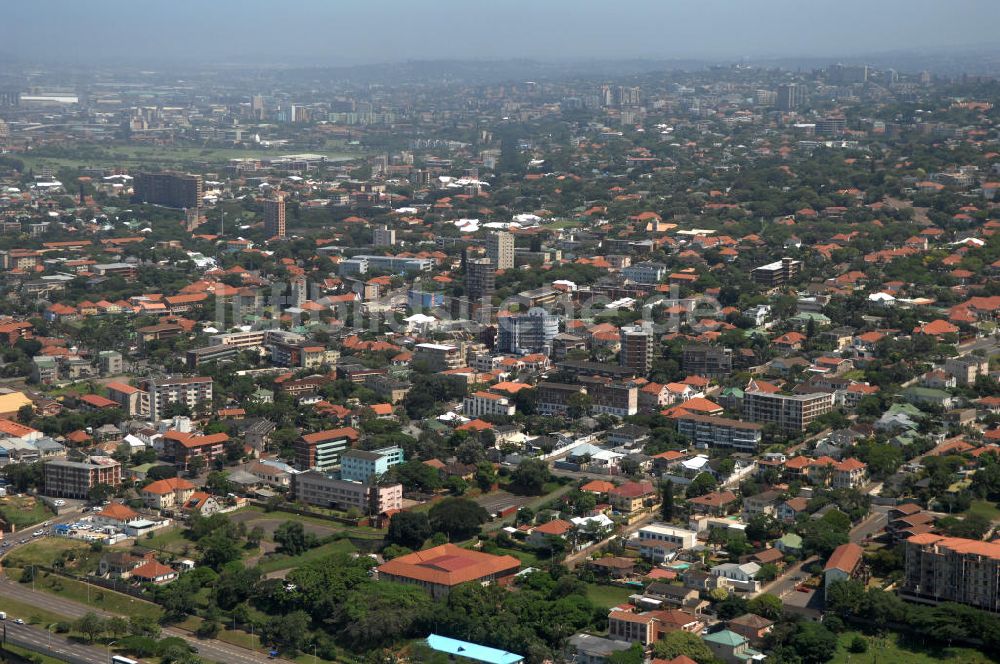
[651,630,716,663]
[788,621,838,664]
[747,593,782,619]
[342,581,433,648]
[75,612,106,643]
[607,643,644,664]
[686,472,717,498]
[428,497,489,540]
[273,521,318,556]
[511,458,550,495]
[660,479,675,521]
[386,511,432,549]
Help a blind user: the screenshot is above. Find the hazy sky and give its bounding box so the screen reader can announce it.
[4,0,999,66]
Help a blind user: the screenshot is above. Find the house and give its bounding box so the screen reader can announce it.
[776,497,809,523]
[608,480,657,514]
[711,562,761,593]
[824,542,865,599]
[727,613,774,645]
[566,633,634,664]
[181,491,222,516]
[607,608,704,646]
[141,477,195,510]
[93,503,139,529]
[703,629,765,664]
[742,490,782,520]
[527,519,573,548]
[831,458,867,489]
[130,559,178,585]
[687,490,739,516]
[775,533,803,556]
[98,551,153,578]
[640,582,701,609]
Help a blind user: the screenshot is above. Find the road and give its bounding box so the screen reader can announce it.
[0,577,286,664]
[3,620,108,664]
[0,515,291,664]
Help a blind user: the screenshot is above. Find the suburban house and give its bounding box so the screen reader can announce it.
[130,559,178,585]
[824,542,865,599]
[607,608,704,646]
[608,480,657,515]
[141,477,195,510]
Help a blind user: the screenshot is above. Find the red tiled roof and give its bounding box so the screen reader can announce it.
[376,543,519,586]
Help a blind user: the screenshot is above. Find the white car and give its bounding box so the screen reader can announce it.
[32,530,43,537]
[14,618,24,625]
[53,500,65,507]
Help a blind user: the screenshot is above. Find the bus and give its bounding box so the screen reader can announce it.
[111,656,139,664]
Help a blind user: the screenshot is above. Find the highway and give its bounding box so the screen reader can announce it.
[2,621,107,664]
[0,511,290,664]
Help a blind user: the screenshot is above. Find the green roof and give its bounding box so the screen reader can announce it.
[704,630,747,647]
[778,533,803,548]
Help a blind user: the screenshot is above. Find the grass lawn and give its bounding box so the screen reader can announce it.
[487,545,543,567]
[5,539,94,570]
[584,583,636,609]
[0,496,53,529]
[25,570,163,621]
[2,643,69,664]
[965,500,1000,521]
[19,144,359,172]
[831,631,997,664]
[232,506,385,538]
[255,538,358,574]
[142,526,195,556]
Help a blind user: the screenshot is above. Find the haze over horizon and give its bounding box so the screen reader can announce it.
[4,0,1000,67]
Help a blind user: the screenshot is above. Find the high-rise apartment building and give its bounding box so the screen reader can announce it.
[466,257,496,302]
[294,427,360,471]
[751,257,802,287]
[620,326,653,375]
[373,224,396,246]
[263,194,286,239]
[141,376,214,421]
[681,345,733,378]
[742,390,834,432]
[133,172,203,209]
[486,231,515,270]
[44,458,122,499]
[902,534,1000,611]
[776,83,806,111]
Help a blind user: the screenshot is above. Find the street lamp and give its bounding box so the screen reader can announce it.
[106,639,117,664]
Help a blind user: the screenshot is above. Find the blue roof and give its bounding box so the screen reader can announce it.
[426,634,524,664]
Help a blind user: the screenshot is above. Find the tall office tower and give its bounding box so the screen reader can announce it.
[497,308,559,355]
[133,172,203,209]
[486,231,515,270]
[263,193,286,239]
[251,94,265,120]
[619,326,653,375]
[466,257,496,302]
[373,224,396,246]
[776,84,805,111]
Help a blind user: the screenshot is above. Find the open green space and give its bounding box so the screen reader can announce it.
[6,539,102,574]
[830,630,997,664]
[255,538,357,574]
[584,583,636,609]
[0,496,53,530]
[16,569,163,622]
[965,500,1000,522]
[141,526,195,556]
[18,143,359,172]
